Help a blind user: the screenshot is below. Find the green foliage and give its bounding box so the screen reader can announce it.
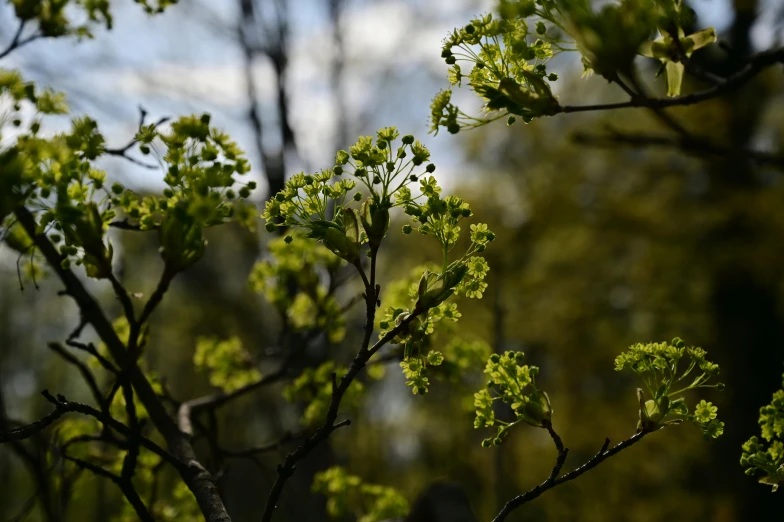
[249,236,346,343]
[377,264,491,392]
[193,336,261,393]
[615,338,724,438]
[1,108,255,278]
[473,351,552,447]
[741,374,784,492]
[283,361,364,426]
[9,0,176,38]
[431,0,719,133]
[312,466,409,522]
[263,129,495,396]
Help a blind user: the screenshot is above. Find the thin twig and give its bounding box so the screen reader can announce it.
[492,431,649,522]
[0,21,42,60]
[573,131,784,169]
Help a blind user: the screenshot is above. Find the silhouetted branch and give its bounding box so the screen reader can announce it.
[104,109,169,169]
[60,453,154,522]
[0,21,42,60]
[559,48,784,115]
[573,131,784,169]
[493,431,649,522]
[261,247,423,522]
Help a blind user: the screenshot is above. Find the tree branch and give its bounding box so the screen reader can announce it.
[492,430,649,522]
[559,48,784,115]
[573,131,784,169]
[0,21,42,60]
[261,249,422,521]
[12,206,232,522]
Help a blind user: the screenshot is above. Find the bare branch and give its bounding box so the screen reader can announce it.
[573,131,784,169]
[492,430,649,522]
[0,21,42,60]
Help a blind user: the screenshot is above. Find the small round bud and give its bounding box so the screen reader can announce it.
[465,24,475,34]
[548,73,558,81]
[378,140,387,150]
[200,113,211,125]
[485,231,496,241]
[247,181,257,190]
[490,354,501,363]
[402,135,415,145]
[441,49,452,58]
[476,61,485,69]
[536,22,546,35]
[139,145,151,155]
[353,192,362,201]
[30,122,40,134]
[493,437,502,447]
[380,321,389,329]
[717,383,726,391]
[445,56,456,65]
[284,235,293,244]
[373,175,381,184]
[402,224,412,234]
[276,193,286,202]
[386,162,395,172]
[39,187,51,198]
[355,168,366,177]
[507,116,517,126]
[226,189,236,199]
[163,188,174,198]
[425,164,435,173]
[409,175,418,182]
[447,123,460,134]
[239,187,251,198]
[412,157,423,166]
[50,233,61,243]
[333,166,343,175]
[12,119,21,127]
[265,222,277,232]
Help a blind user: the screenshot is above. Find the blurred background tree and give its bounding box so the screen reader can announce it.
[1,0,783,521]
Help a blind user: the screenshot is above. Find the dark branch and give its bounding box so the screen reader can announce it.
[0,21,42,60]
[573,131,784,169]
[559,48,784,115]
[220,430,304,458]
[61,453,155,522]
[46,342,106,409]
[492,430,649,522]
[261,248,422,521]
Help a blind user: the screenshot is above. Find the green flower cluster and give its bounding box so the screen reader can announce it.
[2,110,255,279]
[262,128,440,261]
[9,0,176,38]
[193,337,261,393]
[431,11,560,133]
[312,466,409,522]
[741,373,784,492]
[283,361,364,427]
[474,351,552,447]
[377,265,490,392]
[615,338,724,438]
[248,236,346,343]
[432,0,719,133]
